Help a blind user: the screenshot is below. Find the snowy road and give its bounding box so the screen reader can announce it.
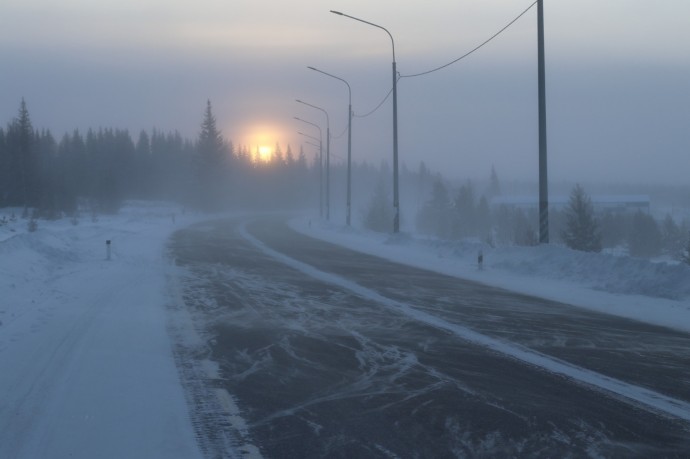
[169,216,690,458]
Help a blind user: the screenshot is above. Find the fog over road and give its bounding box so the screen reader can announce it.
[168,216,690,458]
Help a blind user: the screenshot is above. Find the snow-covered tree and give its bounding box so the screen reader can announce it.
[561,184,601,252]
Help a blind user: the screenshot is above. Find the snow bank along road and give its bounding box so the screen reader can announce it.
[0,207,202,459]
[169,216,690,458]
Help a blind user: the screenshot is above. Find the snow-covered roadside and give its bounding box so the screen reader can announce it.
[290,218,690,334]
[0,203,204,459]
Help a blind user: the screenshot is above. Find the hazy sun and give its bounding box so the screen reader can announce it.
[258,145,272,162]
[236,121,291,164]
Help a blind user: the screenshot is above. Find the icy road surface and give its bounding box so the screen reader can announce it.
[169,216,690,458]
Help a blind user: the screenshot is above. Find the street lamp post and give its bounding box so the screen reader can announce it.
[537,0,549,244]
[308,66,353,227]
[296,99,331,221]
[331,10,399,233]
[295,117,323,218]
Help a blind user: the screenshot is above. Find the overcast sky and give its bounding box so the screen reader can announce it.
[2,0,689,185]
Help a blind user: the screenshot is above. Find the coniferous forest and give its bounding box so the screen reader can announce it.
[0,99,318,217]
[2,98,688,262]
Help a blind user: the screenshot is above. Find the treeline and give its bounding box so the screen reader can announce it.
[4,98,689,262]
[406,174,690,262]
[0,99,316,219]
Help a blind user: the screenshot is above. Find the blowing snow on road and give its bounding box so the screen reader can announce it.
[169,215,690,457]
[2,206,690,458]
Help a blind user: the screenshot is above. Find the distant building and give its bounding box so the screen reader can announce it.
[490,195,650,215]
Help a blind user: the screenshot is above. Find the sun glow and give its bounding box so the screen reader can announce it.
[258,145,273,162]
[234,121,294,164]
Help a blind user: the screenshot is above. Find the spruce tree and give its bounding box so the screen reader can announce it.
[198,100,225,169]
[561,184,602,252]
[195,100,227,209]
[7,99,37,208]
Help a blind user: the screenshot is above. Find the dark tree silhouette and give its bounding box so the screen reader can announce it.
[5,99,37,208]
[195,100,229,210]
[561,184,602,252]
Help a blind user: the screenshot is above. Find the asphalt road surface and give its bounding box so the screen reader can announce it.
[168,216,690,458]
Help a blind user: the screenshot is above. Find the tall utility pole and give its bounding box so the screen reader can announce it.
[392,55,399,233]
[537,0,549,244]
[331,10,400,233]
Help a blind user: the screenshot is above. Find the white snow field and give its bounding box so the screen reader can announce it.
[0,203,203,459]
[1,205,689,458]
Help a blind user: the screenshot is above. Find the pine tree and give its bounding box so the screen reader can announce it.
[297,145,307,169]
[197,100,225,168]
[561,184,602,252]
[7,99,37,208]
[136,130,151,156]
[273,142,284,164]
[285,144,295,167]
[195,100,228,210]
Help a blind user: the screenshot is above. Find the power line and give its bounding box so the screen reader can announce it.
[400,1,537,79]
[330,123,349,140]
[353,82,397,118]
[348,2,536,118]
